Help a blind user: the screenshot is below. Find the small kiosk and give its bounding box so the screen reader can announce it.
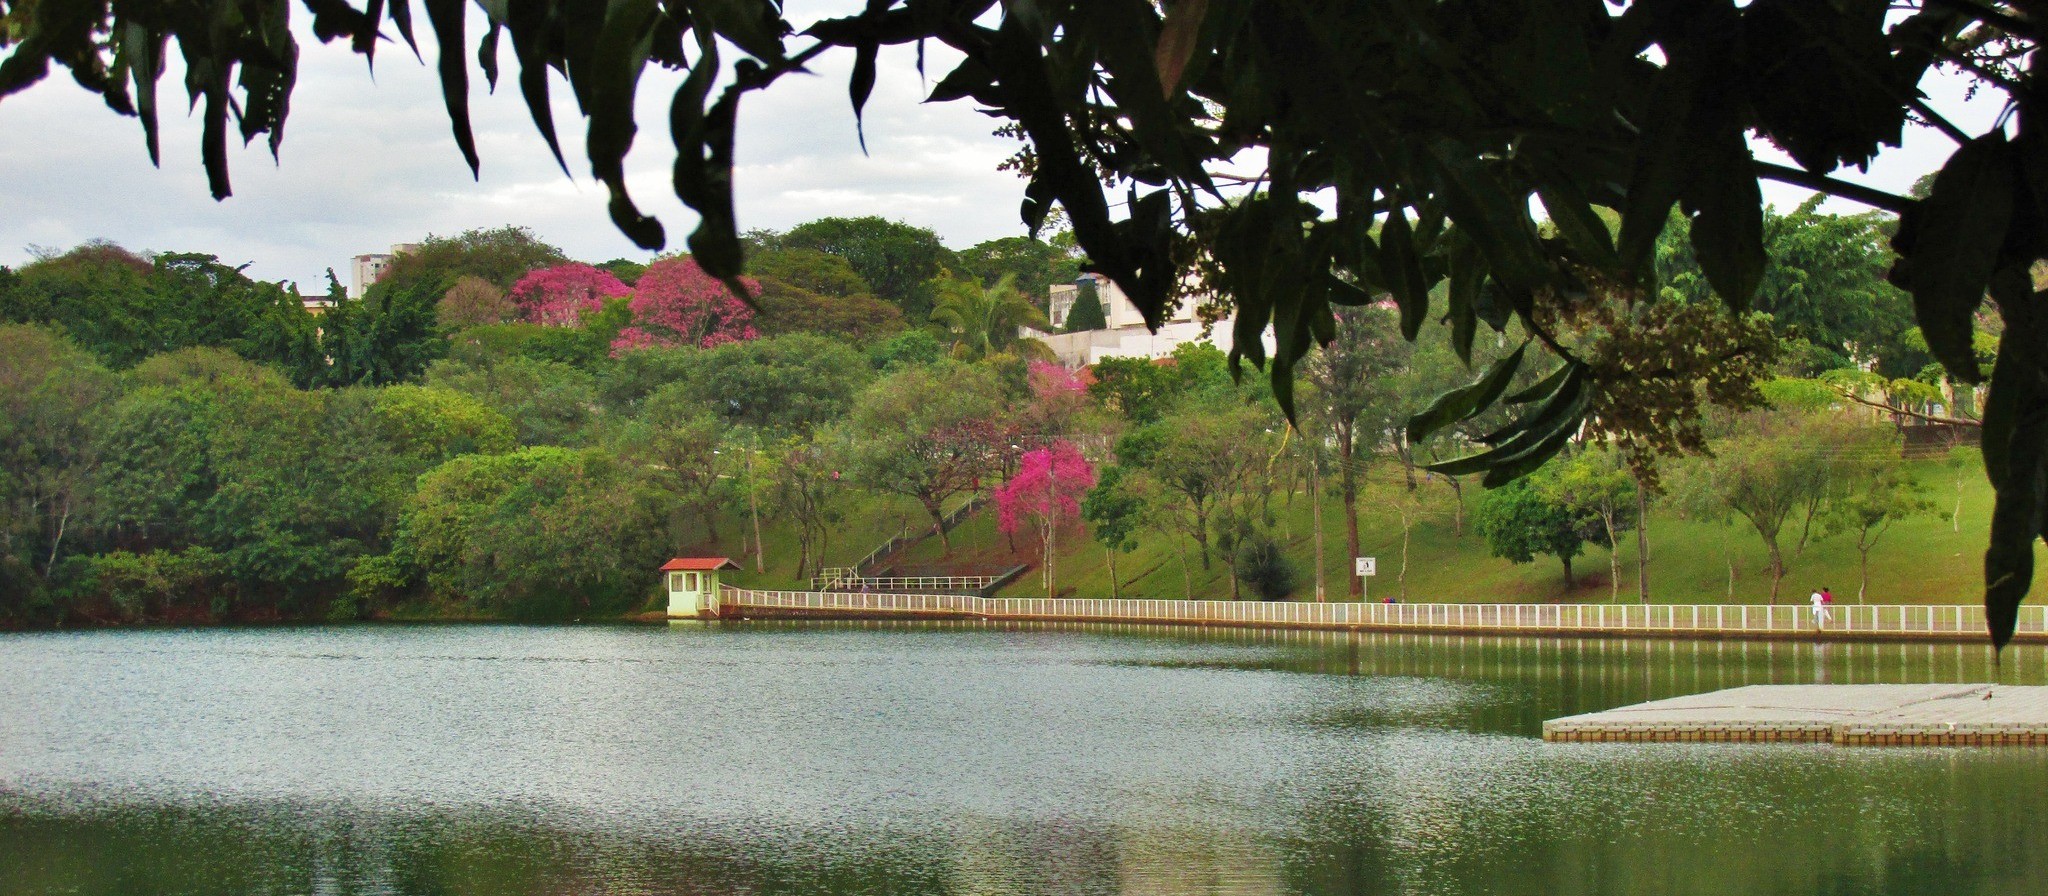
[662,557,740,619]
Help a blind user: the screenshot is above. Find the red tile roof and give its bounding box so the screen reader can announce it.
[660,557,740,571]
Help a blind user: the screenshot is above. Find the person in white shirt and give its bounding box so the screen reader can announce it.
[1809,589,1830,629]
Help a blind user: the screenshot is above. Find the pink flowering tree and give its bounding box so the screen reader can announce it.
[995,439,1096,598]
[612,256,760,352]
[1018,361,1090,438]
[509,263,631,327]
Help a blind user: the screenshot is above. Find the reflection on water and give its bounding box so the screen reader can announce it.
[1,623,2043,895]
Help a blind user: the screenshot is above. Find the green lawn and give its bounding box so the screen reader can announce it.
[701,457,2042,606]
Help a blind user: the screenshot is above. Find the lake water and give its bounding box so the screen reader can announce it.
[3,622,2045,895]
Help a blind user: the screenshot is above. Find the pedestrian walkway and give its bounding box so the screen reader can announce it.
[714,587,2048,644]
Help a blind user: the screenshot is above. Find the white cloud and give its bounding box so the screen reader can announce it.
[0,22,1027,290]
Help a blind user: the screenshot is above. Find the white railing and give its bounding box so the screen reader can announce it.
[802,572,995,593]
[717,588,2048,639]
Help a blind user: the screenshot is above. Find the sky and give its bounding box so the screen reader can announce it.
[0,12,2012,294]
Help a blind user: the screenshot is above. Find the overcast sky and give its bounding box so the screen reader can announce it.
[0,12,2010,293]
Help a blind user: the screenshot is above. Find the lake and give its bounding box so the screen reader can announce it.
[3,622,2045,895]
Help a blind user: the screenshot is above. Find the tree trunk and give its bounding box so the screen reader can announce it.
[1766,538,1786,603]
[1561,555,1575,590]
[1311,457,1326,602]
[1174,535,1193,600]
[1604,510,1620,603]
[924,497,951,555]
[1399,517,1411,601]
[1858,543,1871,604]
[1192,505,1212,570]
[1634,473,1649,603]
[1107,545,1120,600]
[1445,475,1465,536]
[1042,519,1056,599]
[1339,438,1361,597]
[45,500,71,575]
[750,483,765,573]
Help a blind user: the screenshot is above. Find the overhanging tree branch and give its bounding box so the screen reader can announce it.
[1754,162,1913,213]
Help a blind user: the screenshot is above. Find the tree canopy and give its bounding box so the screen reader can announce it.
[5,0,2045,644]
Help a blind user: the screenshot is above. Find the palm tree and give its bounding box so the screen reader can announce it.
[928,274,1054,361]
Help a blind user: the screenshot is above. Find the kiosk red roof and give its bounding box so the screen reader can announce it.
[660,557,740,572]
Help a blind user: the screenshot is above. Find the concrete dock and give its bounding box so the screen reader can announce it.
[1543,684,2048,745]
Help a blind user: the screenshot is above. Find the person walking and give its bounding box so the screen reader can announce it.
[1809,587,1831,630]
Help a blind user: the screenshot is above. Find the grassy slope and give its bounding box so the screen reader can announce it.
[864,456,2044,605]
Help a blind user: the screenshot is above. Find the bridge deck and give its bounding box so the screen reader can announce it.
[1543,684,2048,746]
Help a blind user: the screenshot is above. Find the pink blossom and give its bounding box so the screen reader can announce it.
[995,440,1097,537]
[509,263,631,327]
[612,256,761,353]
[1028,361,1086,396]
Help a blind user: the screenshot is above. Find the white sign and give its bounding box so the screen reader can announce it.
[1354,557,1377,577]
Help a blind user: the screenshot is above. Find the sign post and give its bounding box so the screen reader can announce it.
[1354,557,1377,602]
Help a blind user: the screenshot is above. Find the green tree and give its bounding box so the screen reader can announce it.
[426,357,601,448]
[93,350,378,616]
[1300,305,1406,596]
[928,273,1052,361]
[779,218,961,320]
[1657,199,1918,376]
[1234,530,1298,601]
[867,329,944,372]
[1116,401,1268,574]
[669,334,873,435]
[1081,464,1146,600]
[68,547,227,625]
[752,276,906,343]
[616,386,727,541]
[1536,449,1643,602]
[958,236,1081,311]
[386,447,665,619]
[1475,478,1597,591]
[1825,466,1938,604]
[0,244,324,380]
[1060,279,1108,332]
[0,325,116,611]
[765,432,850,580]
[844,363,1007,555]
[436,276,515,330]
[376,227,568,294]
[318,276,447,386]
[1673,407,1893,602]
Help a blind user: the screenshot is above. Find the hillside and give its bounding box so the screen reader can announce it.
[715,456,2043,607]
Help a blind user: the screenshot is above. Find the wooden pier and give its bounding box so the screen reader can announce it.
[1542,684,2048,745]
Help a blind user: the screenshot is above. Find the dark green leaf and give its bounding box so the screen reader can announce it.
[1900,133,2013,384]
[1683,120,1765,308]
[423,0,480,177]
[1406,343,1527,444]
[1984,411,2045,651]
[1616,70,1695,275]
[1380,207,1429,340]
[1504,362,1572,405]
[850,41,877,152]
[1535,179,1618,269]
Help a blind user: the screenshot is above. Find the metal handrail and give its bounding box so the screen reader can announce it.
[715,588,2048,639]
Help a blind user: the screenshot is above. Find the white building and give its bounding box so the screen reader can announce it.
[1031,273,1273,368]
[349,243,419,298]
